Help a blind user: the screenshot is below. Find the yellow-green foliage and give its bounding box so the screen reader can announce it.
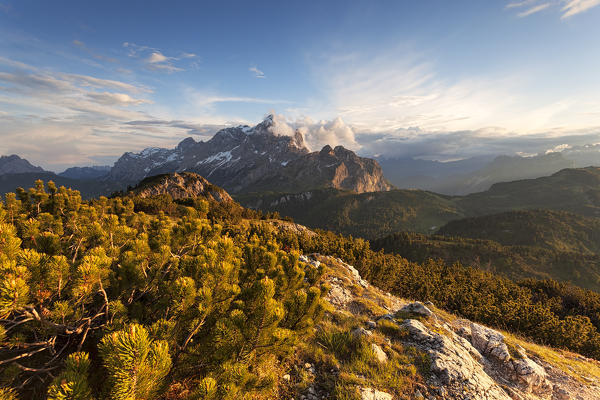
[0,387,18,400]
[47,352,94,400]
[0,181,326,399]
[99,324,171,400]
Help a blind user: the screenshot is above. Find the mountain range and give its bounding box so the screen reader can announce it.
[237,166,600,238]
[108,115,391,194]
[377,151,580,195]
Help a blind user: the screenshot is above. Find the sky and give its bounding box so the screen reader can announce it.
[1,0,600,170]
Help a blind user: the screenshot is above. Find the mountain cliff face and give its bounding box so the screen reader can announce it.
[129,172,233,202]
[0,155,44,175]
[108,115,391,194]
[249,144,392,193]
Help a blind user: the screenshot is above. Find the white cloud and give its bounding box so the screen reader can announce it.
[309,51,521,133]
[562,0,600,18]
[123,42,190,73]
[185,89,289,110]
[506,0,600,18]
[86,92,152,106]
[518,3,551,16]
[249,66,266,78]
[147,52,169,63]
[308,48,600,135]
[545,143,571,153]
[267,113,359,151]
[506,0,539,8]
[356,126,600,160]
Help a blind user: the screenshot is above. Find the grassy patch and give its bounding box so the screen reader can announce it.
[504,331,600,383]
[298,315,426,399]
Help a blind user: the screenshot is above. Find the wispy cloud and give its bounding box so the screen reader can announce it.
[356,126,600,160]
[0,56,264,170]
[72,40,118,63]
[123,42,195,73]
[249,66,266,78]
[562,0,600,18]
[518,2,551,17]
[186,91,289,108]
[308,48,600,135]
[506,0,539,9]
[507,0,600,18]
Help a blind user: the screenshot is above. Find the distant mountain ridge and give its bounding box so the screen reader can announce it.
[0,172,122,199]
[59,165,110,180]
[0,154,45,175]
[108,115,392,194]
[378,152,575,195]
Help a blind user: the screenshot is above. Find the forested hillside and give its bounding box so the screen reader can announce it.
[371,231,600,291]
[3,180,600,398]
[237,167,600,240]
[236,188,464,238]
[437,209,600,254]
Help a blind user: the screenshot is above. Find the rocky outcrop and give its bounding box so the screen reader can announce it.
[403,318,511,399]
[308,253,600,400]
[108,115,392,194]
[129,172,232,202]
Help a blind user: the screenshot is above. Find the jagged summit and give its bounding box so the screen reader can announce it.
[108,118,391,194]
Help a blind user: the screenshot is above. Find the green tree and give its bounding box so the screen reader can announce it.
[98,324,171,400]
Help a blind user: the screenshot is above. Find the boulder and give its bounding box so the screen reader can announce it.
[370,343,388,363]
[399,301,433,317]
[470,322,511,363]
[512,357,547,388]
[360,387,393,400]
[352,327,373,338]
[336,258,369,287]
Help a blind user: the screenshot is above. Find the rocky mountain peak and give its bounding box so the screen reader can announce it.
[129,172,232,202]
[320,145,334,155]
[292,130,306,149]
[177,137,197,149]
[253,113,275,133]
[108,119,390,194]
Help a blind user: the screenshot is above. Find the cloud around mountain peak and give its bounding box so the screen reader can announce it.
[264,113,359,152]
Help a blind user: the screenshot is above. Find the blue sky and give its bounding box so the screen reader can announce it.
[1,0,600,170]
